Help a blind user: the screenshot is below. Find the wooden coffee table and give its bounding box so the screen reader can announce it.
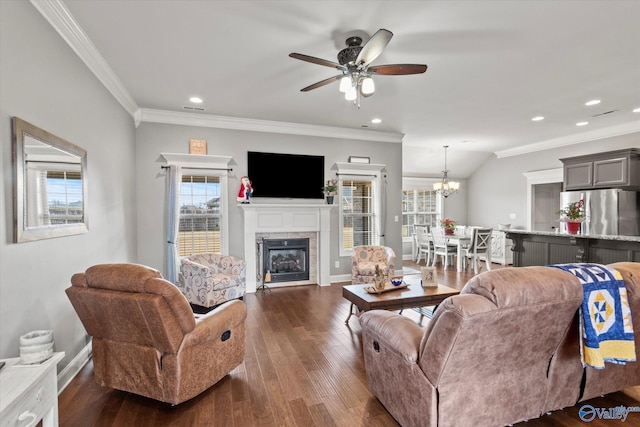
[342,276,459,324]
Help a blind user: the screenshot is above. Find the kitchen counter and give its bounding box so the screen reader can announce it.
[504,230,640,266]
[505,229,640,243]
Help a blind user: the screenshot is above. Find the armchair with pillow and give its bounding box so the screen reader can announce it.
[351,245,396,284]
[178,253,246,308]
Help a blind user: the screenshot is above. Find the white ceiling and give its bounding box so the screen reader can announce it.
[41,1,640,177]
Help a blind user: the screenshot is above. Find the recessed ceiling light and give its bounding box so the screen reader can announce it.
[531,116,544,122]
[585,99,601,106]
[461,140,473,144]
[576,121,589,126]
[633,107,640,113]
[371,118,382,124]
[189,97,203,104]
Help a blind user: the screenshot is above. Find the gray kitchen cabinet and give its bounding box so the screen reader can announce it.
[561,148,640,190]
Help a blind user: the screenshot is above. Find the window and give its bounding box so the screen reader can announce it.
[402,189,438,237]
[340,178,377,252]
[335,162,386,256]
[178,174,222,256]
[41,170,83,225]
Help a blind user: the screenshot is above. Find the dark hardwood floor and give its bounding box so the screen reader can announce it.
[57,260,640,426]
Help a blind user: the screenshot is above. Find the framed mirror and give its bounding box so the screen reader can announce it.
[12,117,88,242]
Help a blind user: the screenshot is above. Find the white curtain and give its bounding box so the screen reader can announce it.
[166,165,181,284]
[379,173,387,245]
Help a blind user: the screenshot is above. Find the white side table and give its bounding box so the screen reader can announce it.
[0,351,64,427]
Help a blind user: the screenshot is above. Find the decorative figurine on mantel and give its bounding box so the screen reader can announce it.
[237,176,253,203]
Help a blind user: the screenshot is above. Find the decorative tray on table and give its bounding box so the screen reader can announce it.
[364,282,408,294]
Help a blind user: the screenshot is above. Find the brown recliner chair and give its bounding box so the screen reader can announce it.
[360,266,585,427]
[66,263,247,405]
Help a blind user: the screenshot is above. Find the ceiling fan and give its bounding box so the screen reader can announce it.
[289,29,427,106]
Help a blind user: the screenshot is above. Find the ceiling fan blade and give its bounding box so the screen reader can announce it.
[300,74,343,92]
[289,53,343,70]
[369,64,428,75]
[355,29,393,66]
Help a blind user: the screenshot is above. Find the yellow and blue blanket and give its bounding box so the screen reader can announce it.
[549,263,636,369]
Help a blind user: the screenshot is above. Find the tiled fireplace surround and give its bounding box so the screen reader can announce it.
[240,204,334,293]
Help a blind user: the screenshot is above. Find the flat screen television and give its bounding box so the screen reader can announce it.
[247,151,324,199]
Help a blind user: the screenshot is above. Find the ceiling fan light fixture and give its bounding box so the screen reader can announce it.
[360,77,375,95]
[345,86,357,101]
[289,28,427,107]
[339,76,351,93]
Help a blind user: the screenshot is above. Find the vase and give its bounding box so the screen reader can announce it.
[566,221,581,234]
[445,228,454,235]
[326,195,334,204]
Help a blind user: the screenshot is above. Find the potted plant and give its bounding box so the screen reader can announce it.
[322,179,337,204]
[441,218,456,235]
[557,199,585,234]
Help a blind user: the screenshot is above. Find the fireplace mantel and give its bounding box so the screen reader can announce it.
[240,204,334,292]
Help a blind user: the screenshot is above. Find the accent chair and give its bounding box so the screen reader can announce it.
[178,253,246,308]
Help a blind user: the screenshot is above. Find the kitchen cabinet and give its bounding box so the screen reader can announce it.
[561,148,640,191]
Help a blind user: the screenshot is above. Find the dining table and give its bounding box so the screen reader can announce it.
[444,233,472,272]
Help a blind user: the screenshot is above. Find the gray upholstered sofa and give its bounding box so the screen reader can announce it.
[359,262,640,427]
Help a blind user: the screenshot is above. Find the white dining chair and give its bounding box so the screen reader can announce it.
[431,227,457,269]
[463,227,493,274]
[414,224,432,265]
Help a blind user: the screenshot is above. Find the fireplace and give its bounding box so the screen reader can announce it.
[263,238,310,283]
[240,204,333,292]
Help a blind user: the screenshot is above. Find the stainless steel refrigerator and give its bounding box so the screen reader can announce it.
[559,189,640,236]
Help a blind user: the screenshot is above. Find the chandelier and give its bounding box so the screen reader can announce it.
[433,145,460,198]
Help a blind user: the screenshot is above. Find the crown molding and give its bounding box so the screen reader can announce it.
[495,121,640,158]
[138,108,404,143]
[30,0,139,116]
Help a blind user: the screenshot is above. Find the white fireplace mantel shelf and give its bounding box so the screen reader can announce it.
[239,203,335,292]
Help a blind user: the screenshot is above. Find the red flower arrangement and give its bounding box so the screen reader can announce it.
[441,218,456,230]
[558,199,585,221]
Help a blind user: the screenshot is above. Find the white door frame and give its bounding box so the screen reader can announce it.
[522,168,563,229]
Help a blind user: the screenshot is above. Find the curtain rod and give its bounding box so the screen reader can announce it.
[26,160,81,165]
[335,172,378,177]
[161,165,233,171]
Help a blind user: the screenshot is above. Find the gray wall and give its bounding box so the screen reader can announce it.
[467,134,640,229]
[134,123,403,278]
[0,1,137,363]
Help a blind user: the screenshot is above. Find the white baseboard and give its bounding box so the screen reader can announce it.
[330,274,351,283]
[58,340,92,394]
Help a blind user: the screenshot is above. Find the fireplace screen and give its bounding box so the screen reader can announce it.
[263,238,310,283]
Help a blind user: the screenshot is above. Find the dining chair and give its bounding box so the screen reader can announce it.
[431,227,457,269]
[414,224,432,265]
[464,227,493,274]
[455,225,470,236]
